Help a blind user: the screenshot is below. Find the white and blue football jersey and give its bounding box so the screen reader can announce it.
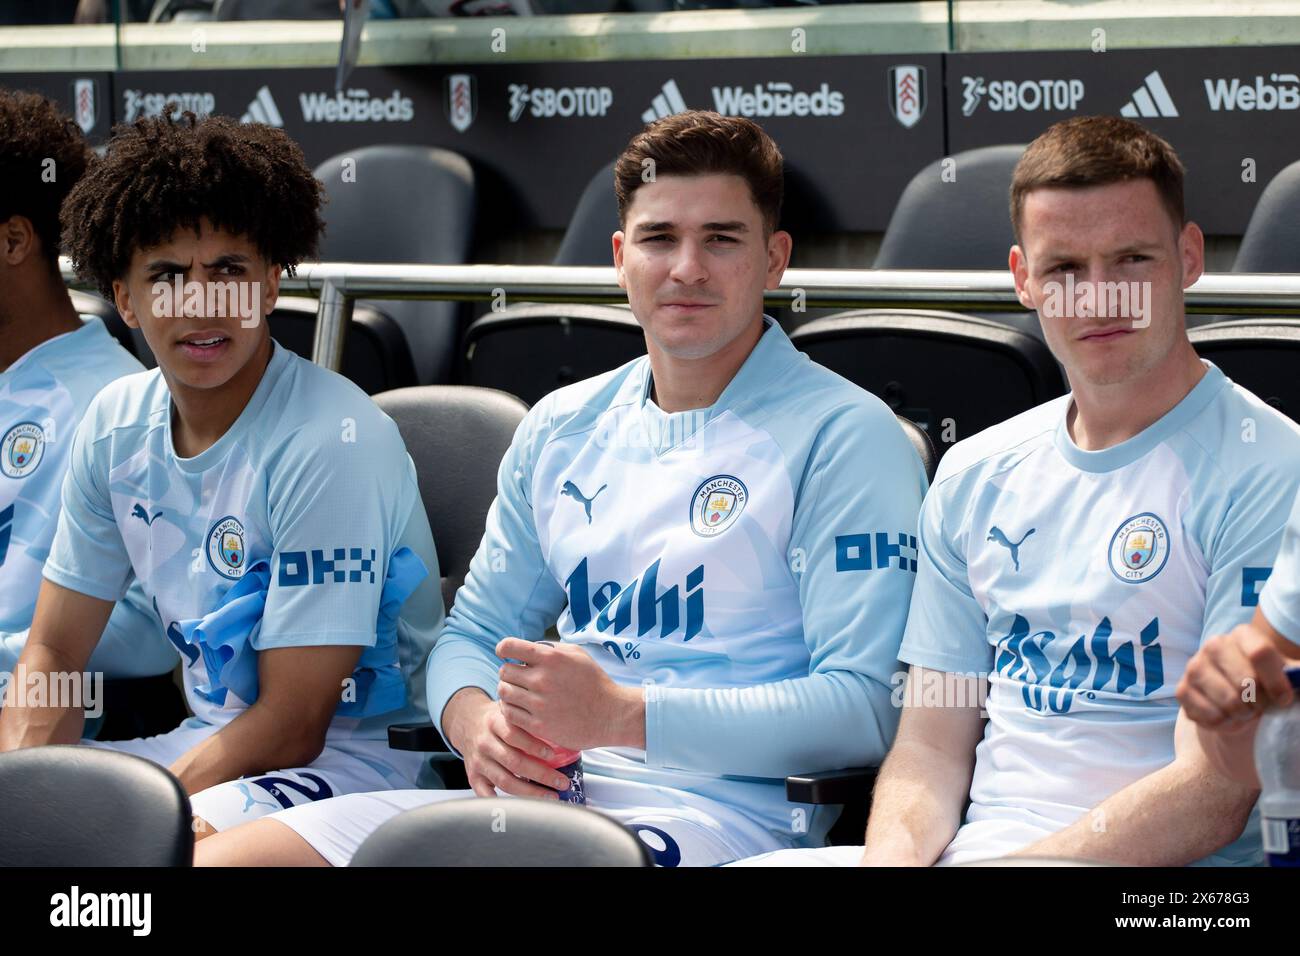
[1260,488,1300,645]
[428,318,928,848]
[901,361,1300,866]
[1,317,175,678]
[43,341,444,755]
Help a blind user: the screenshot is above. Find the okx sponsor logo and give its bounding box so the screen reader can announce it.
[566,556,705,644]
[834,532,919,572]
[994,614,1163,714]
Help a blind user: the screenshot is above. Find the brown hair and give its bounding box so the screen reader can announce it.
[614,110,783,234]
[1010,115,1186,243]
[61,110,324,299]
[0,90,91,270]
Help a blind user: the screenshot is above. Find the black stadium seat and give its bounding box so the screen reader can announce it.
[875,144,1025,272]
[790,309,1066,458]
[269,296,417,395]
[460,161,644,404]
[1233,159,1300,273]
[314,145,476,386]
[0,747,192,866]
[552,159,619,267]
[896,414,937,483]
[372,384,529,609]
[1189,319,1300,421]
[463,303,645,406]
[350,798,651,867]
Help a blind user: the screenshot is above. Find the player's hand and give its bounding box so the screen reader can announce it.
[1177,623,1296,728]
[496,637,644,751]
[446,690,570,799]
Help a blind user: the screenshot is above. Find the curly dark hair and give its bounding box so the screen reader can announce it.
[61,111,325,298]
[0,89,91,270]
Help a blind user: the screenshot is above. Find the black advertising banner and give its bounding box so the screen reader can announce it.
[0,72,114,144]
[947,46,1300,234]
[103,55,944,232]
[10,47,1294,236]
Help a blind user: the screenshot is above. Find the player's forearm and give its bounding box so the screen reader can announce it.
[0,643,91,749]
[645,670,894,778]
[428,637,503,751]
[861,740,972,866]
[1197,720,1261,788]
[1010,759,1257,865]
[168,703,328,796]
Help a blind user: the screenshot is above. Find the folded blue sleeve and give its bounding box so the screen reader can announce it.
[644,402,928,778]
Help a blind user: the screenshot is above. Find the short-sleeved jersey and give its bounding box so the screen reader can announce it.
[1260,488,1300,645]
[1,318,175,678]
[901,361,1300,866]
[428,318,928,847]
[43,341,444,742]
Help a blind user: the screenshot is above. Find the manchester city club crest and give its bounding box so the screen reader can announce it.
[1108,512,1170,583]
[206,515,247,580]
[690,474,748,538]
[1,422,46,479]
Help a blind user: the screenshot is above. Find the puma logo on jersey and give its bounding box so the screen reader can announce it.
[130,503,163,526]
[561,480,606,524]
[988,525,1035,571]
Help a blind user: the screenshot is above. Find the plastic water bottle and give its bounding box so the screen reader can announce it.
[1256,665,1300,867]
[543,743,586,805]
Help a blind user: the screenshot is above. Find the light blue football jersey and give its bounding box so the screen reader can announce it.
[43,341,444,745]
[1260,488,1300,644]
[427,318,928,848]
[900,361,1300,866]
[1,317,176,678]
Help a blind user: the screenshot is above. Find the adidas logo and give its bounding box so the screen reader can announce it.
[1120,71,1179,118]
[241,85,284,127]
[641,79,688,124]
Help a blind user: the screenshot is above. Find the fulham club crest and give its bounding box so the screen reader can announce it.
[445,73,476,133]
[72,78,97,135]
[888,65,926,129]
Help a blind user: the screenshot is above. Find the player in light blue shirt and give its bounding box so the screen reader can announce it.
[0,90,176,712]
[736,116,1300,867]
[0,112,444,840]
[1177,486,1300,787]
[194,111,928,867]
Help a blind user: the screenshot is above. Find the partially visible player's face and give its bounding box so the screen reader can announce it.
[613,173,790,361]
[1011,177,1203,389]
[113,217,278,392]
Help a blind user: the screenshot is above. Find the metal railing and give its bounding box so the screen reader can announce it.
[60,261,1300,373]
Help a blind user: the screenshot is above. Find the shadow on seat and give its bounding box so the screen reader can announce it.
[349,797,651,866]
[0,746,192,866]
